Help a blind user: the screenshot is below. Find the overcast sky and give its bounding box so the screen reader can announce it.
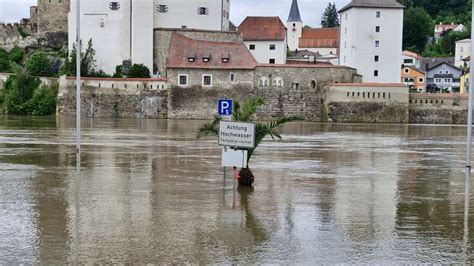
[0,0,348,27]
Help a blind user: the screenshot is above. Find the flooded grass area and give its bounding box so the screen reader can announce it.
[0,116,473,263]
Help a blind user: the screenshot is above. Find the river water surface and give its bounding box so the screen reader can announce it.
[0,116,473,264]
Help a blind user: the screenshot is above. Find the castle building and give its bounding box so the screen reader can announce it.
[238,17,287,64]
[339,0,404,83]
[32,0,70,34]
[68,0,231,75]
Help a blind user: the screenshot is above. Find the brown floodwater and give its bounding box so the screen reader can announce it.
[0,116,473,263]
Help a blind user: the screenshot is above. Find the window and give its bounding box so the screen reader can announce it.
[419,77,424,83]
[222,53,230,63]
[404,68,409,74]
[375,55,379,62]
[109,1,120,10]
[292,83,299,90]
[157,4,168,13]
[311,80,316,89]
[375,40,380,47]
[198,7,209,15]
[230,73,235,82]
[178,74,188,86]
[269,59,275,64]
[445,71,449,74]
[444,78,451,82]
[374,70,379,77]
[376,11,381,18]
[345,27,347,34]
[344,42,347,48]
[346,14,348,20]
[249,44,255,50]
[375,26,380,33]
[202,74,212,86]
[269,44,276,50]
[404,59,413,64]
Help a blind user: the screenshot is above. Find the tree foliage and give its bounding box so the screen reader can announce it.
[321,3,339,28]
[403,7,434,53]
[62,38,104,77]
[197,97,303,165]
[127,64,150,78]
[26,51,52,77]
[0,64,57,115]
[0,48,10,72]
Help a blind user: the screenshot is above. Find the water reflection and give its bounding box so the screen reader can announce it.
[0,116,472,263]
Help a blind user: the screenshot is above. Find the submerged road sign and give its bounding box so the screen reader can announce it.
[218,99,233,116]
[219,121,255,149]
[222,147,248,168]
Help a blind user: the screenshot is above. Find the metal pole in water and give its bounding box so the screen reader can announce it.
[76,0,81,168]
[464,0,474,252]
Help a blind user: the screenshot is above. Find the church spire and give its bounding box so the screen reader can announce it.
[287,0,302,22]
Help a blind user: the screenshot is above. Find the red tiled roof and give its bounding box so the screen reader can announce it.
[435,24,459,31]
[299,28,339,48]
[167,33,258,70]
[238,16,286,41]
[402,50,421,60]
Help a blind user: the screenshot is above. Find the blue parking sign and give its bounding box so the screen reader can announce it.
[218,99,233,116]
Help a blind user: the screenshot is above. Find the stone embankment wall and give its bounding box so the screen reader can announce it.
[326,83,410,123]
[409,93,469,124]
[167,65,361,121]
[57,76,169,119]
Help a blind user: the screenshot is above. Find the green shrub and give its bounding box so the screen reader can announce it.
[8,46,24,64]
[127,64,150,78]
[17,27,30,38]
[113,65,123,78]
[29,83,58,115]
[26,51,52,77]
[0,48,10,72]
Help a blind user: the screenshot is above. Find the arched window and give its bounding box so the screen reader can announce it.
[311,80,316,89]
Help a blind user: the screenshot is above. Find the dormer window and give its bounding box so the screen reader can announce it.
[109,1,120,10]
[202,53,210,62]
[222,53,230,63]
[157,5,168,13]
[188,53,196,62]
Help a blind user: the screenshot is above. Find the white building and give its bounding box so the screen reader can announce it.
[68,0,230,75]
[238,17,287,64]
[455,39,471,68]
[339,0,404,83]
[402,50,421,69]
[435,23,465,41]
[153,0,230,31]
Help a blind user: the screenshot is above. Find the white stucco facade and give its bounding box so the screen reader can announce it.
[339,7,404,83]
[153,0,230,31]
[286,21,302,51]
[245,40,287,65]
[68,0,230,75]
[455,39,471,68]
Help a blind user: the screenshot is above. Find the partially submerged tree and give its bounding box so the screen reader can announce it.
[197,97,303,186]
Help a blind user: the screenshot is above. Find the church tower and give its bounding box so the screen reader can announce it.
[286,0,302,51]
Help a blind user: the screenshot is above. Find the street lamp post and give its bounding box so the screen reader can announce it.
[76,0,81,169]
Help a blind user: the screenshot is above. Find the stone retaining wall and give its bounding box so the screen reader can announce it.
[409,93,469,124]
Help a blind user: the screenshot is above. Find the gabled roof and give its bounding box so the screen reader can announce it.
[299,28,339,48]
[238,17,286,41]
[421,57,455,71]
[426,62,462,72]
[402,50,421,60]
[339,0,404,13]
[402,65,425,75]
[167,33,257,70]
[435,23,462,32]
[287,0,302,22]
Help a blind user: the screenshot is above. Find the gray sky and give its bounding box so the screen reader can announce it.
[0,0,348,27]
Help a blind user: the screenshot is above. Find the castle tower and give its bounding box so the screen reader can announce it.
[339,0,404,83]
[286,0,302,51]
[36,0,70,34]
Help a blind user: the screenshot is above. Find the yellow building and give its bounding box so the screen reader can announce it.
[461,72,469,93]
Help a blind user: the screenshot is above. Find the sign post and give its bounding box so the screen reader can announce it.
[218,99,233,116]
[76,0,81,172]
